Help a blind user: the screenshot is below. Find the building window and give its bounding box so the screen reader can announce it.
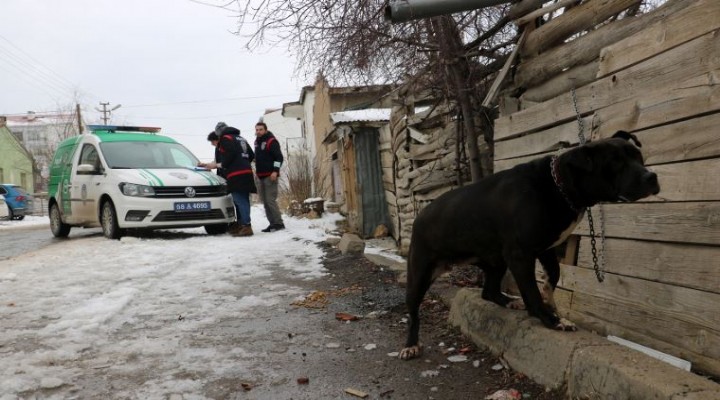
[21,173,27,190]
[0,168,4,182]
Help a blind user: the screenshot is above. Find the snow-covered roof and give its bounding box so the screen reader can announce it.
[330,106,431,125]
[330,108,391,124]
[4,113,75,127]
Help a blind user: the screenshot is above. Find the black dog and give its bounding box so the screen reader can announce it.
[399,131,660,360]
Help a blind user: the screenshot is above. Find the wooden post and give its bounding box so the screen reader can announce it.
[76,103,83,134]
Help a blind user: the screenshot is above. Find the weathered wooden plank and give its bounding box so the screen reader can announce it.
[508,0,545,21]
[521,60,600,104]
[482,30,527,108]
[577,237,720,293]
[514,0,689,90]
[380,151,393,169]
[598,0,720,78]
[561,266,720,360]
[593,70,720,142]
[600,112,720,169]
[495,116,591,159]
[566,290,720,377]
[521,0,641,58]
[514,0,578,27]
[497,28,720,139]
[411,171,457,193]
[575,202,720,246]
[382,180,394,193]
[407,152,455,182]
[494,151,552,173]
[646,158,720,202]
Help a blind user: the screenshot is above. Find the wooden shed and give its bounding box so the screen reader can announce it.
[327,109,393,237]
[495,0,720,376]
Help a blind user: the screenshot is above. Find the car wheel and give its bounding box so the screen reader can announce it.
[7,206,14,220]
[16,215,25,221]
[50,203,71,238]
[101,200,123,239]
[204,223,229,235]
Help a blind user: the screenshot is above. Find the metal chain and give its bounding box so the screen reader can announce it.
[571,88,605,283]
[571,88,587,146]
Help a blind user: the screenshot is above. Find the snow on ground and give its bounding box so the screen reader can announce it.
[364,237,406,263]
[0,215,50,230]
[0,206,350,398]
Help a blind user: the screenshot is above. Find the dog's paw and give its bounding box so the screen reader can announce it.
[506,298,526,310]
[399,345,423,360]
[554,318,577,331]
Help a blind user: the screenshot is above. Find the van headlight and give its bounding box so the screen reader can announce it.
[119,183,155,197]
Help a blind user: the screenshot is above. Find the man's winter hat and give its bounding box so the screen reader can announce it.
[215,121,228,135]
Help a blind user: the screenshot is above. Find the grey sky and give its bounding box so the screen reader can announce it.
[0,0,302,160]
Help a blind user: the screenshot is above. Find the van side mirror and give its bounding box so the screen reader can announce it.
[77,164,98,174]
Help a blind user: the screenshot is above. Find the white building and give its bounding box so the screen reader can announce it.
[5,111,81,192]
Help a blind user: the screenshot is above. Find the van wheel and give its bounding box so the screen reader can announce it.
[49,203,71,238]
[101,200,123,239]
[204,223,229,235]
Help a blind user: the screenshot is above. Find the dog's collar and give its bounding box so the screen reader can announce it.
[550,155,584,214]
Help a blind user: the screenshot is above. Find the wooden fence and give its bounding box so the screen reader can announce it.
[495,0,720,376]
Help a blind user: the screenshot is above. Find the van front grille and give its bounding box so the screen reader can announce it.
[152,209,226,222]
[152,186,227,198]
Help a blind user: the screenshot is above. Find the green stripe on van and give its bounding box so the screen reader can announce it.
[138,170,156,186]
[142,169,164,186]
[194,170,216,185]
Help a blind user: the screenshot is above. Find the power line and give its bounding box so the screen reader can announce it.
[120,94,297,108]
[0,55,70,99]
[0,44,77,98]
[0,34,102,104]
[0,34,79,90]
[0,62,64,102]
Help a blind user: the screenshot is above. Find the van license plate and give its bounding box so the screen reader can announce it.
[174,201,211,212]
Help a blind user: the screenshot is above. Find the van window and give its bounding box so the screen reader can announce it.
[80,144,100,165]
[53,145,74,167]
[100,141,199,169]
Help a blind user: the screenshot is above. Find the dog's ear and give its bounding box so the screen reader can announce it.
[564,147,593,172]
[612,130,642,148]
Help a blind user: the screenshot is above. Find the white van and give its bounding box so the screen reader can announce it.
[48,125,235,239]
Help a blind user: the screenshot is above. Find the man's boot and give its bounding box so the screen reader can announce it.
[228,222,241,235]
[234,225,254,237]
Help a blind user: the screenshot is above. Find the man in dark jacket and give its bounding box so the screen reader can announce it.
[200,123,256,236]
[206,131,225,178]
[254,122,285,232]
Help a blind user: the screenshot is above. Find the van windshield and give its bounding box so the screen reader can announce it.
[100,141,200,169]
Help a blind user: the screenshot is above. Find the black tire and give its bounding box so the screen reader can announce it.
[7,206,14,220]
[204,223,229,235]
[101,200,123,239]
[16,215,25,221]
[49,203,71,238]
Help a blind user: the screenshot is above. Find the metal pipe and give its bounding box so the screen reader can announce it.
[385,0,513,23]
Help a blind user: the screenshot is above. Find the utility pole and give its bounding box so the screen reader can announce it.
[76,104,84,134]
[95,102,122,125]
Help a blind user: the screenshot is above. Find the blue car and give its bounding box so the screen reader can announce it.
[0,184,33,220]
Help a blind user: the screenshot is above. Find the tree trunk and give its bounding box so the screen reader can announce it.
[433,16,484,182]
